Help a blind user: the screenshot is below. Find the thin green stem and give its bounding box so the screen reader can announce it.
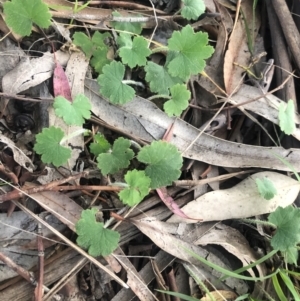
[151,46,169,54]
[74,0,92,13]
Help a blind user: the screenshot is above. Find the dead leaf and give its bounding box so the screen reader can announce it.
[131,217,248,294]
[112,250,175,300]
[224,20,249,94]
[51,20,72,42]
[2,51,69,94]
[203,0,216,13]
[195,223,266,279]
[224,0,261,94]
[0,36,25,90]
[53,55,72,101]
[113,247,157,301]
[0,134,34,172]
[167,171,300,223]
[29,189,83,232]
[131,217,211,264]
[197,3,231,96]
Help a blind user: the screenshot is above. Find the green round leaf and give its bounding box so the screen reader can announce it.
[98,61,135,104]
[144,62,184,95]
[76,208,120,257]
[278,99,296,135]
[164,84,191,117]
[4,0,51,36]
[269,206,300,251]
[167,25,214,80]
[137,141,183,189]
[119,36,151,68]
[73,32,94,57]
[255,177,277,200]
[34,126,71,167]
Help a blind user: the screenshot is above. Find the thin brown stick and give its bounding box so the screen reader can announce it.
[0,184,121,202]
[199,165,212,178]
[0,92,53,102]
[166,268,180,301]
[88,1,166,13]
[110,211,126,221]
[34,223,44,301]
[0,251,34,284]
[173,170,255,187]
[0,171,89,202]
[271,0,300,71]
[33,185,121,192]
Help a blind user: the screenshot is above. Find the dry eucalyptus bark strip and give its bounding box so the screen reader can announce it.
[86,78,300,172]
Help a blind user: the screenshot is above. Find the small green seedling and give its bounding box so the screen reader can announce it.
[34,127,89,167]
[119,170,151,206]
[94,136,183,204]
[144,62,184,95]
[75,21,213,116]
[97,137,134,175]
[34,93,92,166]
[119,35,151,68]
[255,177,277,200]
[95,137,183,191]
[89,134,111,157]
[163,84,191,117]
[166,25,214,81]
[278,99,296,135]
[73,31,112,73]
